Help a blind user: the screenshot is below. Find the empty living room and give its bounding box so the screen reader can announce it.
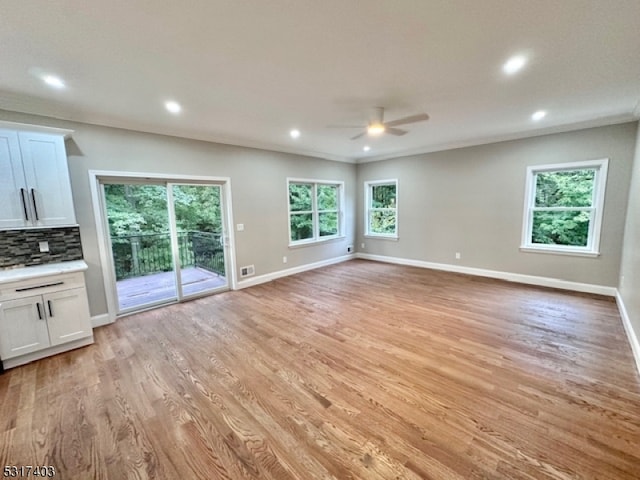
[1,1,639,479]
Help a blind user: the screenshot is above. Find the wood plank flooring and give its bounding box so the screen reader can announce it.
[1,259,639,479]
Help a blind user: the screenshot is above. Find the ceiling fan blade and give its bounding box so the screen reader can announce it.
[386,127,408,136]
[327,124,366,129]
[350,131,367,140]
[384,113,430,127]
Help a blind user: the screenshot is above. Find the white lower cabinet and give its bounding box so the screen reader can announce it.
[0,295,51,358]
[43,288,91,346]
[0,270,93,368]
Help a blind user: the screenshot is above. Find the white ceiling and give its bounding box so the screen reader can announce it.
[1,1,639,163]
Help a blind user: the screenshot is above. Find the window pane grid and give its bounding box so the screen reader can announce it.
[366,180,398,237]
[522,160,607,254]
[288,180,342,244]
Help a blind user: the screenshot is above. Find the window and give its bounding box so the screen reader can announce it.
[288,179,343,245]
[521,159,608,256]
[365,180,398,238]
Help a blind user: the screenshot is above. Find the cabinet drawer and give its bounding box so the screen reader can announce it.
[0,272,85,301]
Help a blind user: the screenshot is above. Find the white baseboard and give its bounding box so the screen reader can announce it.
[91,313,114,328]
[355,253,617,296]
[235,254,355,290]
[616,291,640,376]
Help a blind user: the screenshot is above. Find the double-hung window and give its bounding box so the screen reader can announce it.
[521,159,608,256]
[365,180,398,238]
[288,179,343,245]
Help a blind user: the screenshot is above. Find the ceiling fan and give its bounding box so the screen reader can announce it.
[331,107,430,140]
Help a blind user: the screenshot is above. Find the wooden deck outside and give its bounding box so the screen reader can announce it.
[116,266,226,310]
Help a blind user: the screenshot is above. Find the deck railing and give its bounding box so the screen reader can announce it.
[110,231,225,280]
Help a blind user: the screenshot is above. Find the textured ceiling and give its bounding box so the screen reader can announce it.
[1,0,639,163]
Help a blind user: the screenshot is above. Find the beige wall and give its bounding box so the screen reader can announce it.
[356,122,638,287]
[619,122,640,353]
[0,110,357,317]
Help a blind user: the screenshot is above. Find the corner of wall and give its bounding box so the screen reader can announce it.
[615,291,640,376]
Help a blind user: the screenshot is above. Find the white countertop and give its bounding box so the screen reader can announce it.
[0,260,88,285]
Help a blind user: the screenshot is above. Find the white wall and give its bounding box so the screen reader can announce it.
[356,122,637,288]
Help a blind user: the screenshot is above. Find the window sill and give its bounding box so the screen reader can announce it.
[364,234,399,242]
[519,246,600,258]
[289,235,345,249]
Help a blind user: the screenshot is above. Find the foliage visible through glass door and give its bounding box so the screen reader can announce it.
[105,184,177,311]
[104,182,228,312]
[172,184,227,297]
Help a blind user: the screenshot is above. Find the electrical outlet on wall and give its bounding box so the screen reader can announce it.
[361,243,365,249]
[240,265,255,277]
[455,252,461,260]
[39,241,49,253]
[283,256,287,264]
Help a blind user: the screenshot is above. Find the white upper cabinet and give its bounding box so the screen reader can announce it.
[0,124,76,229]
[0,130,29,229]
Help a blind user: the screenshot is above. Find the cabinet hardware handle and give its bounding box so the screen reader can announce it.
[20,188,29,220]
[36,302,43,320]
[47,300,53,317]
[31,188,39,221]
[16,281,64,292]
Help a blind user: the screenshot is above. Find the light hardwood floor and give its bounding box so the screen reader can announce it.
[1,260,639,479]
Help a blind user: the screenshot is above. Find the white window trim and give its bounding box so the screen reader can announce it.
[365,179,399,239]
[520,159,608,257]
[287,178,345,247]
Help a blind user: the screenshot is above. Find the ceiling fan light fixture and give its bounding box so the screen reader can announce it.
[367,123,385,136]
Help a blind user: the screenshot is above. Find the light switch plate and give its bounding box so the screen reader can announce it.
[39,241,50,253]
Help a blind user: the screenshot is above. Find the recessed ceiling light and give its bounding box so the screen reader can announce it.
[532,110,547,121]
[165,101,181,114]
[43,74,65,89]
[290,129,301,139]
[503,55,527,75]
[363,146,371,152]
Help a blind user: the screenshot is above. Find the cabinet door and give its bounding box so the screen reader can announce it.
[0,296,51,359]
[18,132,76,227]
[0,129,31,228]
[43,287,92,346]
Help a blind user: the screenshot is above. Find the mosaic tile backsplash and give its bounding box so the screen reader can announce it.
[0,227,83,269]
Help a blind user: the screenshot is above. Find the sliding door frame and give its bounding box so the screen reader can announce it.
[168,182,231,301]
[89,170,237,322]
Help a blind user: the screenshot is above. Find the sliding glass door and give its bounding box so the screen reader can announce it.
[171,184,228,297]
[102,180,228,314]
